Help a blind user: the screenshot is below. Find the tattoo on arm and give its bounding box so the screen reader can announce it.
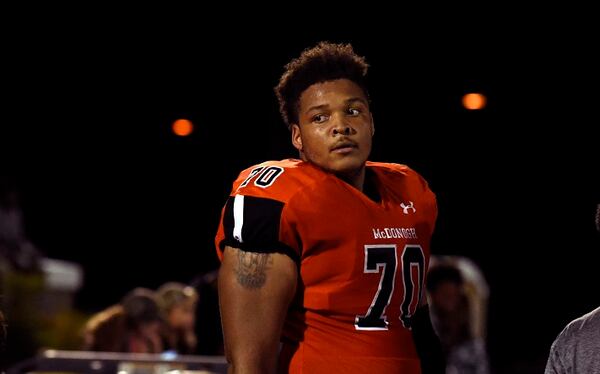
[234,251,273,289]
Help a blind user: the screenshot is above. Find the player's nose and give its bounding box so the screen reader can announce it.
[331,114,353,136]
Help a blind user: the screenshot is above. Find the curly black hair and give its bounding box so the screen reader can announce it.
[274,42,370,129]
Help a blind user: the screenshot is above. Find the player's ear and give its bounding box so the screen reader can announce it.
[291,124,303,151]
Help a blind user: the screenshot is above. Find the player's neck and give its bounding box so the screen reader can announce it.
[337,167,366,192]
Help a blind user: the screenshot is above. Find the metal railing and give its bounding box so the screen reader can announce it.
[7,349,228,374]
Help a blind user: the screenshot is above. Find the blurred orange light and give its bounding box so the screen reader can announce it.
[462,93,486,110]
[172,119,193,136]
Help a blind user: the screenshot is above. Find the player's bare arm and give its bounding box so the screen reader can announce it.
[219,246,297,374]
[233,250,273,289]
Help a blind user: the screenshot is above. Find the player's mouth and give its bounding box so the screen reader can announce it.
[330,140,358,154]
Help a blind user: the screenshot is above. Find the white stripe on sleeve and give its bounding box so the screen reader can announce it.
[233,195,244,243]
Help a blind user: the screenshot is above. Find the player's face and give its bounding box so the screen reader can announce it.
[291,79,374,179]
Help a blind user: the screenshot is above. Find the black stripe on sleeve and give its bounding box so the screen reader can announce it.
[219,195,299,263]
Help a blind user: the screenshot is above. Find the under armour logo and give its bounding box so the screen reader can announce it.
[400,201,416,214]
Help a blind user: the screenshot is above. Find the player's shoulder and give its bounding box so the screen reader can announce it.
[368,161,414,175]
[368,161,432,192]
[230,159,325,202]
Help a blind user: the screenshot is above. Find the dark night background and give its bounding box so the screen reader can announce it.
[1,8,598,372]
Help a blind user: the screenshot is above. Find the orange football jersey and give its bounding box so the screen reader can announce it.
[215,159,437,373]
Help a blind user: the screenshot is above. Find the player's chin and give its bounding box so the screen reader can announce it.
[328,156,366,175]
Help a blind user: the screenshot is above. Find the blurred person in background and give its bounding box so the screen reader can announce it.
[156,281,198,354]
[426,258,490,374]
[1,178,45,365]
[83,287,163,353]
[0,178,42,272]
[544,203,600,374]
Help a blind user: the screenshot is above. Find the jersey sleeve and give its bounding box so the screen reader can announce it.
[215,161,305,263]
[410,165,438,237]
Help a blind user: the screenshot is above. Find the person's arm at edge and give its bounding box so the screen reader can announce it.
[218,245,297,374]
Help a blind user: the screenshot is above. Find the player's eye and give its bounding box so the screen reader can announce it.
[312,114,328,123]
[348,108,361,116]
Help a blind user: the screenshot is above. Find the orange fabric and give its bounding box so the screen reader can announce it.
[216,159,437,373]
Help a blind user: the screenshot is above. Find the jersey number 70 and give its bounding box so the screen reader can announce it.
[355,244,425,331]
